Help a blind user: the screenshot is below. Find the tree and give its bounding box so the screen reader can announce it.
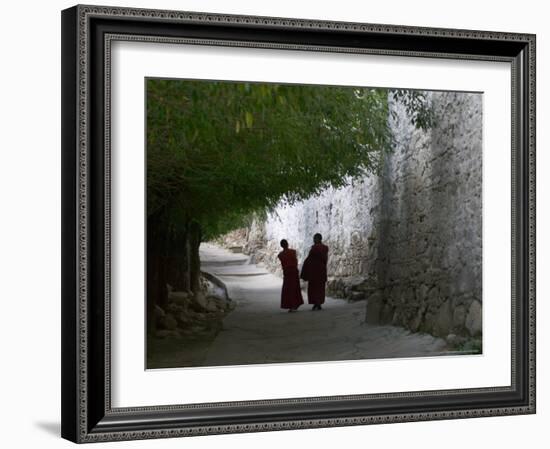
[146,78,431,331]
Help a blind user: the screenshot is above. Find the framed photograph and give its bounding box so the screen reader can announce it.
[61,4,536,443]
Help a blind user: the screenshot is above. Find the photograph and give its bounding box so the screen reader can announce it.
[145,78,483,369]
[57,3,536,444]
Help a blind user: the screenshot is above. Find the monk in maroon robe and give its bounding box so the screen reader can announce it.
[277,239,304,312]
[300,233,329,310]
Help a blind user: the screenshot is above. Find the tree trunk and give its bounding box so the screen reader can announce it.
[165,229,189,292]
[188,221,202,294]
[146,214,168,335]
[147,215,202,335]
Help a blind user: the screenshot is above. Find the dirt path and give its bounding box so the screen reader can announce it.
[199,243,448,367]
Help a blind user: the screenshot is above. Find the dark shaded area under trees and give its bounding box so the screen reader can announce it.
[146,78,433,334]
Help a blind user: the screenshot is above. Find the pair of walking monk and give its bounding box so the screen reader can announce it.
[277,233,329,312]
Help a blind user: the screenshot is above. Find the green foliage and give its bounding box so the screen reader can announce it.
[147,79,432,239]
[390,89,436,130]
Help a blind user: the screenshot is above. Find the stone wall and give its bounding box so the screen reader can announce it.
[217,91,482,339]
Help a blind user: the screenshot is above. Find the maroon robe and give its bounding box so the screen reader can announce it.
[300,243,329,305]
[277,248,304,309]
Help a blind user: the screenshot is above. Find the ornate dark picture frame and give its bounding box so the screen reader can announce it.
[61,4,536,443]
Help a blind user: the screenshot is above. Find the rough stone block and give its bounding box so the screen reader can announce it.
[432,299,453,337]
[409,305,425,332]
[465,300,482,336]
[380,304,394,325]
[169,291,192,306]
[452,305,467,330]
[365,292,383,324]
[159,313,178,331]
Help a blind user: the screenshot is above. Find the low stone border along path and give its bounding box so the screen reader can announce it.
[196,243,450,367]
